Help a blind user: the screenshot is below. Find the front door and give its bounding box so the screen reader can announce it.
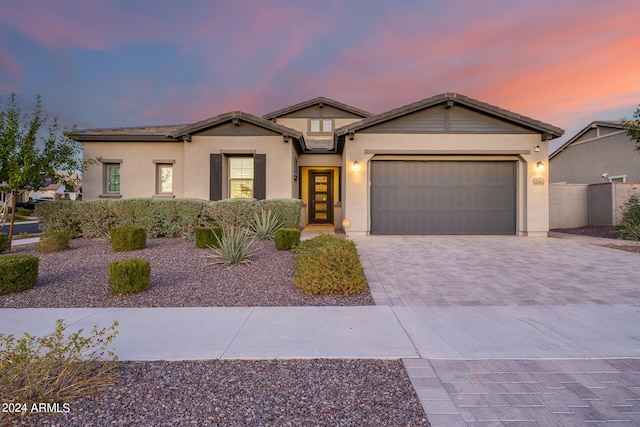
[309,171,333,224]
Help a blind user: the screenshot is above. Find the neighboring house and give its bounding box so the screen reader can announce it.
[78,93,563,236]
[550,121,640,184]
[29,173,81,200]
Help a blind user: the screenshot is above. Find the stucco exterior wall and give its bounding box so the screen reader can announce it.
[183,135,296,200]
[550,131,639,184]
[82,142,184,200]
[549,184,589,228]
[342,133,548,236]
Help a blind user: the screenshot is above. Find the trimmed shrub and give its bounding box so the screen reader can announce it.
[208,198,260,230]
[0,255,39,295]
[0,319,118,416]
[37,230,71,253]
[110,226,147,252]
[259,198,302,228]
[195,226,223,248]
[0,232,9,254]
[76,200,117,237]
[108,258,151,295]
[35,198,215,240]
[274,228,301,250]
[293,234,367,296]
[207,228,256,265]
[16,207,32,217]
[34,200,81,236]
[249,209,284,240]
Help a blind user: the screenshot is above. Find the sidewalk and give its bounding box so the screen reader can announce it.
[2,305,639,361]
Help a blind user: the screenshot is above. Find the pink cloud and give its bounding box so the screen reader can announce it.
[0,45,25,81]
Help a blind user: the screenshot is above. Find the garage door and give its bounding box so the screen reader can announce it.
[370,161,516,234]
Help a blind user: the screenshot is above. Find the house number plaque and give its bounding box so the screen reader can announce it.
[533,178,544,185]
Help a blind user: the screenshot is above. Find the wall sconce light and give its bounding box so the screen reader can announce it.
[536,161,545,172]
[353,161,360,171]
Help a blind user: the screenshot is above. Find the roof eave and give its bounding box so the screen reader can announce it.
[335,93,564,138]
[263,96,373,120]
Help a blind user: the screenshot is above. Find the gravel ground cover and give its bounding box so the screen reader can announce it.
[1,237,374,308]
[6,360,429,427]
[0,238,426,427]
[553,226,640,254]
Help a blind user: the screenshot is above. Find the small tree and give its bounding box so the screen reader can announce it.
[622,104,640,152]
[0,94,84,251]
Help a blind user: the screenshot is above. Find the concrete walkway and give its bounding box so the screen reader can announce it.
[1,233,639,425]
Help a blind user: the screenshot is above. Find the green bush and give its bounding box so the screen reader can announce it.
[34,200,81,236]
[195,226,223,248]
[38,230,71,253]
[36,198,215,240]
[0,232,9,254]
[274,228,301,250]
[108,258,151,295]
[0,319,118,414]
[110,226,147,252]
[207,228,256,265]
[259,198,302,228]
[16,207,32,217]
[208,198,260,230]
[618,193,640,241]
[0,255,39,295]
[293,234,367,296]
[249,209,284,240]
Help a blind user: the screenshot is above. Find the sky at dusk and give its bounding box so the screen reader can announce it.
[1,0,640,151]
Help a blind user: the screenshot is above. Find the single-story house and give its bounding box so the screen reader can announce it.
[550,121,639,184]
[78,93,563,236]
[29,173,81,201]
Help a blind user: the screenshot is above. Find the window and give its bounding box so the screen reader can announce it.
[229,157,254,198]
[608,175,627,183]
[105,164,120,193]
[309,119,333,133]
[156,164,173,194]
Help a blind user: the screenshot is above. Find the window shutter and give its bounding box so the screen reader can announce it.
[210,154,222,201]
[254,154,266,200]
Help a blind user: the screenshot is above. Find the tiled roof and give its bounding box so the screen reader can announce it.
[335,93,565,138]
[170,111,303,139]
[74,124,184,141]
[263,97,373,120]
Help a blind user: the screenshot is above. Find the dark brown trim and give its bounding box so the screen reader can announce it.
[210,154,222,201]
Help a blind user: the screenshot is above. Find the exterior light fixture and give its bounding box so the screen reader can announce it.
[536,161,545,171]
[353,161,360,171]
[342,218,351,236]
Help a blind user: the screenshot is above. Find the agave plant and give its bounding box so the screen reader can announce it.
[248,209,284,240]
[207,227,257,265]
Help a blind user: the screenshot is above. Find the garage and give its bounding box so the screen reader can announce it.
[370,160,516,235]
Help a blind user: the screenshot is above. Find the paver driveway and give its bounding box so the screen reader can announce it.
[355,235,640,307]
[354,235,640,426]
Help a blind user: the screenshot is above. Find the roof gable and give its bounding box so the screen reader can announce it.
[335,93,564,152]
[550,120,626,159]
[263,97,372,120]
[358,103,538,135]
[170,111,305,152]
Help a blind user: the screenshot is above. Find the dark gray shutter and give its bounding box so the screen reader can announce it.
[254,154,266,200]
[210,154,222,201]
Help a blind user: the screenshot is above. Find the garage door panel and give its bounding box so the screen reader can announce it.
[371,161,515,235]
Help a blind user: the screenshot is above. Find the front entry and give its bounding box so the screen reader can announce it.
[309,171,333,224]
